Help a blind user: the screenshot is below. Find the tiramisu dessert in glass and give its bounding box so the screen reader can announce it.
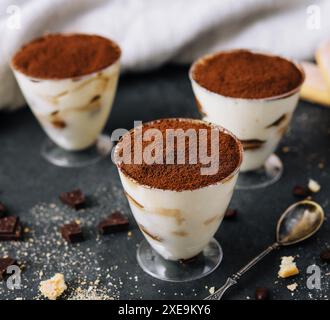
[190,49,304,189]
[11,34,121,167]
[114,118,243,281]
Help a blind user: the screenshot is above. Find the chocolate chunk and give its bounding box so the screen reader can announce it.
[98,212,129,235]
[292,185,309,198]
[0,225,22,241]
[224,208,238,219]
[320,248,330,263]
[255,287,269,300]
[0,257,18,280]
[59,189,85,210]
[0,216,18,234]
[0,216,22,241]
[0,202,7,216]
[61,221,84,243]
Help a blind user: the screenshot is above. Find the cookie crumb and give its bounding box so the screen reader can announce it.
[39,273,67,300]
[278,256,299,278]
[287,283,298,292]
[308,179,321,193]
[208,286,215,294]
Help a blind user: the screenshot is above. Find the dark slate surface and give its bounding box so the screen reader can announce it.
[0,65,329,300]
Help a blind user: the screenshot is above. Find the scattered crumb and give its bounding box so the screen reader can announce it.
[308,179,321,193]
[0,185,124,300]
[282,146,290,153]
[287,283,298,292]
[68,285,114,300]
[278,256,299,278]
[208,287,215,294]
[39,273,67,300]
[127,231,132,237]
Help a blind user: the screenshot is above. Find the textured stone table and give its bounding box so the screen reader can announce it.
[0,65,329,300]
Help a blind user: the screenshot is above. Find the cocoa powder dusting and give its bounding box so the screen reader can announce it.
[192,50,303,99]
[12,34,121,79]
[116,119,241,191]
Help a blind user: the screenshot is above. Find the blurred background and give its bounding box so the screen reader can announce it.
[0,0,330,110]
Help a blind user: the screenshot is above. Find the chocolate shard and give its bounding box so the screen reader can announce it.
[0,257,18,281]
[0,225,23,241]
[224,208,238,219]
[0,202,7,216]
[59,189,86,210]
[61,221,84,243]
[0,216,19,234]
[0,216,22,241]
[255,287,269,300]
[98,212,129,235]
[320,248,330,263]
[292,185,309,198]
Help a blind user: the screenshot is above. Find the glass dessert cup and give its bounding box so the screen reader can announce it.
[11,55,121,167]
[190,50,305,189]
[114,118,243,282]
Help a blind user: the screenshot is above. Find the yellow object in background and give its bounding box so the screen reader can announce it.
[300,61,330,107]
[316,41,330,89]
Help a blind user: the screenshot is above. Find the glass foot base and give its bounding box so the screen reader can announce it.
[236,154,283,190]
[41,134,113,167]
[136,238,222,282]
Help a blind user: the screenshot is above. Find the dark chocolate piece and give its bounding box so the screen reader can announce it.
[0,216,18,234]
[224,208,238,219]
[0,216,22,241]
[0,224,22,241]
[0,202,7,216]
[98,212,129,235]
[0,257,18,280]
[59,189,85,210]
[61,221,84,243]
[255,287,269,300]
[320,248,330,263]
[292,185,309,198]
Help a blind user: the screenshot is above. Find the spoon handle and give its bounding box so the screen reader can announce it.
[205,242,280,300]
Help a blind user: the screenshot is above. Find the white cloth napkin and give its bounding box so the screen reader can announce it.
[1,0,330,110]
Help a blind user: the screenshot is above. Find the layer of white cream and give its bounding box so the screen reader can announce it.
[190,79,300,171]
[13,61,120,150]
[118,170,238,261]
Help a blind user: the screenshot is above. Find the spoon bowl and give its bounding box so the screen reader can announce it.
[205,200,324,300]
[276,200,324,246]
